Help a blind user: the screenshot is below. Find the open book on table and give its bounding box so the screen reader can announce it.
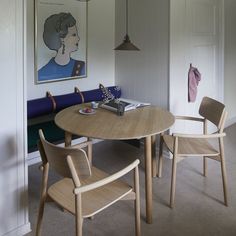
[100,98,150,112]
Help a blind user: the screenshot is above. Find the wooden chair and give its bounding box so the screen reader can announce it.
[36,129,141,236]
[158,97,228,208]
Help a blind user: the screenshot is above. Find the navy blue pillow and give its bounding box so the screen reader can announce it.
[27,86,122,119]
[82,86,121,103]
[54,93,83,112]
[27,97,54,119]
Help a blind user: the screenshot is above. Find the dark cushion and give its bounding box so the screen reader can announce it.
[27,120,79,153]
[54,92,83,112]
[27,97,54,119]
[82,86,121,102]
[27,86,121,119]
[27,120,64,152]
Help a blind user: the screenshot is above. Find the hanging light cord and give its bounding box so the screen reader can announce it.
[126,0,128,35]
[114,0,140,50]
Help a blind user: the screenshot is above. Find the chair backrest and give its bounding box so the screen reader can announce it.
[199,96,226,130]
[38,129,91,179]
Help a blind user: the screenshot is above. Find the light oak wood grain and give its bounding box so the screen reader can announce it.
[55,105,175,140]
[36,130,141,236]
[55,104,175,224]
[158,96,228,208]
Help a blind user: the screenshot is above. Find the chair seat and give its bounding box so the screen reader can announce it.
[163,135,219,157]
[48,166,133,218]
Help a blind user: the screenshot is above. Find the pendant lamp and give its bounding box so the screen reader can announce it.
[115,0,140,51]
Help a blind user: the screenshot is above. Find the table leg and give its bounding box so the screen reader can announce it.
[145,136,152,224]
[158,132,164,178]
[65,131,72,147]
[151,135,157,177]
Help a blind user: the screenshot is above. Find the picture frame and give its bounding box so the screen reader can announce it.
[34,0,87,84]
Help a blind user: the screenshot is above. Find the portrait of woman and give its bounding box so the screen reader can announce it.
[38,12,86,82]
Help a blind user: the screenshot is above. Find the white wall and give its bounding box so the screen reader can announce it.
[115,0,169,108]
[169,0,224,134]
[0,0,30,235]
[115,0,236,128]
[225,0,236,123]
[27,0,115,100]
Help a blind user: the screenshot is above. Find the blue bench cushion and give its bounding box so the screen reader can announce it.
[82,86,121,103]
[27,85,121,152]
[54,92,83,112]
[27,86,121,119]
[27,97,54,119]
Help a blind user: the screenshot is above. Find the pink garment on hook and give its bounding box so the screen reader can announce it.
[188,65,201,102]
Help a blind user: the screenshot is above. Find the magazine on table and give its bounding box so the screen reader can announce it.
[100,98,150,112]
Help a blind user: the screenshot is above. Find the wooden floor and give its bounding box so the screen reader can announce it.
[27,123,236,236]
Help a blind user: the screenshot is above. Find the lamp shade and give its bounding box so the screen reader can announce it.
[114,0,140,51]
[115,35,140,51]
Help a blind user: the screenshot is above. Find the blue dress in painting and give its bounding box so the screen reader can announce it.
[38,58,85,81]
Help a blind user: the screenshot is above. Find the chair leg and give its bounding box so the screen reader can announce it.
[75,194,83,236]
[36,163,49,236]
[219,138,228,206]
[65,131,72,147]
[158,133,164,178]
[220,158,228,206]
[170,154,177,208]
[36,194,47,236]
[203,157,207,177]
[203,119,208,177]
[134,166,141,236]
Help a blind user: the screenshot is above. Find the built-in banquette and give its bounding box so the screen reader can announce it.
[27,86,121,152]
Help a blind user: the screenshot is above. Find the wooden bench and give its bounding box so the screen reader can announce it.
[27,86,121,153]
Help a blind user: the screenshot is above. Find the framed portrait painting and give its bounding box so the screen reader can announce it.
[35,0,87,84]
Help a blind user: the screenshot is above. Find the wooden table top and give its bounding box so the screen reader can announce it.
[55,104,175,140]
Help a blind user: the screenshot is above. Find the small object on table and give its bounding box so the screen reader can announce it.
[79,107,96,115]
[117,102,125,116]
[91,101,99,109]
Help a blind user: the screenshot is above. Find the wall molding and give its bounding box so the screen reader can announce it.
[3,223,31,236]
[225,116,236,128]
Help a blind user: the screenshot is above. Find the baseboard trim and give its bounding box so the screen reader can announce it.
[27,150,41,166]
[3,222,31,236]
[225,116,236,128]
[162,149,171,159]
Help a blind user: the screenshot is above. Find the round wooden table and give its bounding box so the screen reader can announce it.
[55,104,175,223]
